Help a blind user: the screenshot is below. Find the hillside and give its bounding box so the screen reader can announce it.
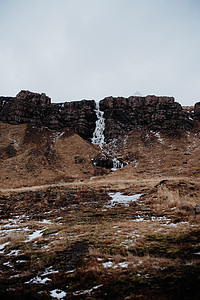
[0,122,104,189]
[0,91,200,299]
[1,121,200,190]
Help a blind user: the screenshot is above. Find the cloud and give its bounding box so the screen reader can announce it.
[0,0,199,105]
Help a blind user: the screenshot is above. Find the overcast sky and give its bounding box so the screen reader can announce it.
[0,0,199,105]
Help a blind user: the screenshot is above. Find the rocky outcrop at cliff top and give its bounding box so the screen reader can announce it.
[0,90,198,142]
[0,90,97,140]
[194,102,200,121]
[99,95,194,141]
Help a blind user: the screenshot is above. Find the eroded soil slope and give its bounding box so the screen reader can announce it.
[106,126,200,180]
[0,122,103,189]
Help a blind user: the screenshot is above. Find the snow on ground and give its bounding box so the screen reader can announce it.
[102,261,113,268]
[39,219,52,224]
[154,132,164,144]
[0,242,10,254]
[25,276,51,284]
[50,289,67,299]
[0,215,58,251]
[3,261,13,268]
[102,259,145,270]
[106,192,143,207]
[103,261,129,269]
[25,229,44,242]
[51,132,65,149]
[73,285,103,296]
[7,249,20,256]
[41,267,59,276]
[133,215,171,223]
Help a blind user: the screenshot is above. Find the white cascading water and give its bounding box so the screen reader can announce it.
[112,157,123,171]
[92,101,125,171]
[92,102,105,149]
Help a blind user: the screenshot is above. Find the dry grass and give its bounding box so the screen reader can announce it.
[1,123,200,298]
[157,186,198,208]
[0,122,101,189]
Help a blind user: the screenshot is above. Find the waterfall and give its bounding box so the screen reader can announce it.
[111,157,124,171]
[92,101,126,171]
[92,102,105,149]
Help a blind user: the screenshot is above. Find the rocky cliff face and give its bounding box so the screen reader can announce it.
[0,90,198,143]
[194,102,200,121]
[99,95,194,141]
[0,90,97,140]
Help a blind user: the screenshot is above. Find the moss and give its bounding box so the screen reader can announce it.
[146,231,200,245]
[67,273,76,279]
[30,254,38,261]
[136,231,200,259]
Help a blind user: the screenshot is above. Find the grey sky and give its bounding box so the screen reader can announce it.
[0,0,199,105]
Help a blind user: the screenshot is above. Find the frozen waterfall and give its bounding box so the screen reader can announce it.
[92,101,126,171]
[112,157,124,171]
[92,102,105,149]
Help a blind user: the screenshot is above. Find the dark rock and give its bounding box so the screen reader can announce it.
[92,154,124,169]
[92,155,114,169]
[52,100,97,140]
[194,102,200,120]
[0,144,17,159]
[74,156,85,164]
[0,90,51,127]
[194,204,200,215]
[0,90,97,140]
[99,95,194,141]
[0,91,197,143]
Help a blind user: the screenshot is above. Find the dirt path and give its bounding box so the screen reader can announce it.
[0,178,155,194]
[0,176,193,195]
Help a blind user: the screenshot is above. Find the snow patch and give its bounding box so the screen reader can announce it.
[103,261,113,268]
[41,267,59,276]
[3,261,13,268]
[106,192,142,207]
[7,249,20,256]
[154,132,164,144]
[25,230,43,242]
[73,285,102,296]
[25,276,51,284]
[50,289,67,299]
[39,219,52,224]
[103,261,129,269]
[0,242,10,253]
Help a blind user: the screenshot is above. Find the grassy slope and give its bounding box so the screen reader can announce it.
[0,122,200,299]
[0,122,102,188]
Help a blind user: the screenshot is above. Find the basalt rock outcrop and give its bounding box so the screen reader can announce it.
[194,102,200,121]
[0,90,97,140]
[0,91,197,143]
[100,95,194,141]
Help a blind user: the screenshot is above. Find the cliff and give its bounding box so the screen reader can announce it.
[100,95,194,141]
[0,90,199,143]
[0,91,97,140]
